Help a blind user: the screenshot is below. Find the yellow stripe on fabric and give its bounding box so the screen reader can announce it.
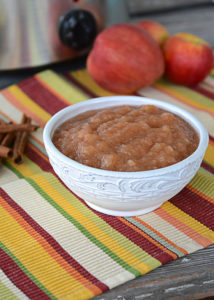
[0,280,19,300]
[7,85,51,123]
[36,70,89,104]
[162,202,214,243]
[204,142,214,166]
[155,79,214,113]
[3,179,135,288]
[139,211,202,253]
[153,84,214,117]
[5,158,36,178]
[138,86,214,136]
[42,172,160,270]
[3,180,135,288]
[33,174,154,274]
[71,70,116,97]
[0,204,94,300]
[22,156,44,175]
[189,168,214,200]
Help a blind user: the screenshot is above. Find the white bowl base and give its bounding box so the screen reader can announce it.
[85,201,163,217]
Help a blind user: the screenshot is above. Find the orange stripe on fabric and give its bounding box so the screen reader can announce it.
[35,75,71,106]
[0,195,101,295]
[28,142,49,162]
[30,134,45,148]
[209,139,214,147]
[156,207,211,248]
[187,185,214,204]
[132,216,188,256]
[154,85,214,118]
[0,111,15,123]
[1,89,45,127]
[118,217,179,259]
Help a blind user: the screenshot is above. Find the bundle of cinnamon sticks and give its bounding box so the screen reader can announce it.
[0,115,38,165]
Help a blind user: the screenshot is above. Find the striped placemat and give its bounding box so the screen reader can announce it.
[0,69,214,300]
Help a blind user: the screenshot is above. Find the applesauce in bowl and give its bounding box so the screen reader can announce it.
[52,105,199,172]
[43,96,208,217]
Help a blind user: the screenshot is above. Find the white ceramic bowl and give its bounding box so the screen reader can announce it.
[43,96,209,216]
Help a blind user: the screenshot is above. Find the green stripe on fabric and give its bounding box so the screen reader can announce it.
[3,161,23,179]
[125,217,184,258]
[156,78,214,108]
[0,242,56,300]
[3,157,44,179]
[29,138,47,157]
[0,280,19,300]
[189,168,214,198]
[42,172,161,270]
[22,156,44,175]
[0,114,9,123]
[201,161,214,174]
[26,177,142,277]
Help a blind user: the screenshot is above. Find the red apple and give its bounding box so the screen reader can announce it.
[87,24,165,94]
[135,20,169,47]
[164,32,213,86]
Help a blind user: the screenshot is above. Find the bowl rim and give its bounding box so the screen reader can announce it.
[43,95,209,178]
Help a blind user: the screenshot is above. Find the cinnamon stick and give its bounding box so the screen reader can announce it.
[0,119,5,143]
[0,123,38,133]
[12,115,31,164]
[1,131,15,147]
[0,145,13,158]
[0,124,15,164]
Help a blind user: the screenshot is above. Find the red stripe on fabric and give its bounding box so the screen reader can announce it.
[170,187,214,230]
[1,89,45,128]
[201,161,214,174]
[25,144,53,173]
[73,195,173,264]
[0,248,51,300]
[156,207,212,247]
[96,213,173,264]
[154,84,214,118]
[0,188,108,293]
[209,135,214,142]
[18,77,67,115]
[63,73,96,97]
[192,86,214,101]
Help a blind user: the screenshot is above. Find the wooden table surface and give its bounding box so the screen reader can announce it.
[0,4,214,300]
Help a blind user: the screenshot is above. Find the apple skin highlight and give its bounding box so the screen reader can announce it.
[135,20,169,48]
[163,33,213,86]
[87,24,165,94]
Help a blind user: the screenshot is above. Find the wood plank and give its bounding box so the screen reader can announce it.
[94,244,214,299]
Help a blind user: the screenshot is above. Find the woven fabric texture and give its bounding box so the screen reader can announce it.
[0,69,214,300]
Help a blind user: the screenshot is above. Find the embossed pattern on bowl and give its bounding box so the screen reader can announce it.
[43,96,209,216]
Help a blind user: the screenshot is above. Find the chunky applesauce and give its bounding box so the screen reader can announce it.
[52,105,199,171]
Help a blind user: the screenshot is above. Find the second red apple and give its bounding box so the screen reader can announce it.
[164,33,213,86]
[135,20,169,47]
